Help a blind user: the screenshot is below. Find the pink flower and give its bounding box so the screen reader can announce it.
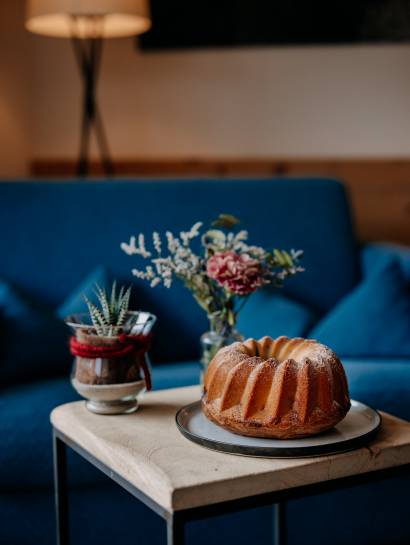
[206,251,263,295]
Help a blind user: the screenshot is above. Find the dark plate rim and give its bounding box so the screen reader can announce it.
[175,400,382,458]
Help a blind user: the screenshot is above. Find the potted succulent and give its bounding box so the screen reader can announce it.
[66,282,156,414]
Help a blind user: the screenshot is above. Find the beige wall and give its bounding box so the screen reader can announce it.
[29,37,410,161]
[0,1,29,177]
[3,1,410,176]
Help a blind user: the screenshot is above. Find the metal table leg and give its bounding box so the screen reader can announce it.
[167,513,185,545]
[274,502,287,545]
[53,432,69,545]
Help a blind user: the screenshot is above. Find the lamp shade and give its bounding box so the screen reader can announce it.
[25,0,151,38]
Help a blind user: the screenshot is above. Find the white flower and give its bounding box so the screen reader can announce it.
[166,231,179,253]
[153,232,162,254]
[132,265,158,282]
[291,249,304,260]
[120,236,138,256]
[189,222,203,238]
[180,221,203,246]
[180,232,190,246]
[138,234,151,258]
[132,268,145,279]
[150,278,161,288]
[121,234,152,258]
[246,245,266,258]
[145,266,155,280]
[234,230,248,243]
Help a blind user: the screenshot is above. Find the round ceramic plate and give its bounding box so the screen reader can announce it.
[176,400,381,458]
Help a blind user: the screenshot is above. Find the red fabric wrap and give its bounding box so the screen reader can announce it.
[70,333,153,391]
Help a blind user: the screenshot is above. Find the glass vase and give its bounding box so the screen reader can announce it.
[66,312,156,415]
[200,317,243,385]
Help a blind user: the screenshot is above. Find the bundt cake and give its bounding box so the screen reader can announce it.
[202,336,350,439]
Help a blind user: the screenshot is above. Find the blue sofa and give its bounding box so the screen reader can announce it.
[0,179,409,545]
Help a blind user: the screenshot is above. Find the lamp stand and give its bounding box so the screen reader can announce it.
[71,26,114,178]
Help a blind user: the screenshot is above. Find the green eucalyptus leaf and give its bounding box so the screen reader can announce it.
[283,251,294,267]
[227,309,235,326]
[273,249,286,266]
[211,213,240,229]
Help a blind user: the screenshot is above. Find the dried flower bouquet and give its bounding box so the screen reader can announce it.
[121,214,304,337]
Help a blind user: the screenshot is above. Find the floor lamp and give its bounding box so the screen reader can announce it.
[25,1,151,178]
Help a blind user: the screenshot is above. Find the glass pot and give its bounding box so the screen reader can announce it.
[66,311,156,415]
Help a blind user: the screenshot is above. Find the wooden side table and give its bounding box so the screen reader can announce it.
[51,386,410,545]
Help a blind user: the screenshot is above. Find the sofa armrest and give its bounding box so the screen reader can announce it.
[361,242,410,280]
[343,359,410,421]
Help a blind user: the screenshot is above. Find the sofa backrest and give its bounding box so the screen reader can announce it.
[0,178,359,362]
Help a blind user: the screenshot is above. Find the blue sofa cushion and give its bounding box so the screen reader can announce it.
[237,290,318,339]
[57,266,109,319]
[343,358,410,420]
[0,279,71,386]
[362,242,410,281]
[0,267,112,386]
[310,259,410,357]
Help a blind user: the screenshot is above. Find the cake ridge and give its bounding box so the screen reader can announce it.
[241,359,275,420]
[220,358,256,411]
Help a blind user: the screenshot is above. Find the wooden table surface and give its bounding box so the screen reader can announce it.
[51,386,410,512]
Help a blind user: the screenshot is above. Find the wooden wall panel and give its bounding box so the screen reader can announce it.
[30,158,410,245]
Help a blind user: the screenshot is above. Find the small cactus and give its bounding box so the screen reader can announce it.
[84,281,131,337]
